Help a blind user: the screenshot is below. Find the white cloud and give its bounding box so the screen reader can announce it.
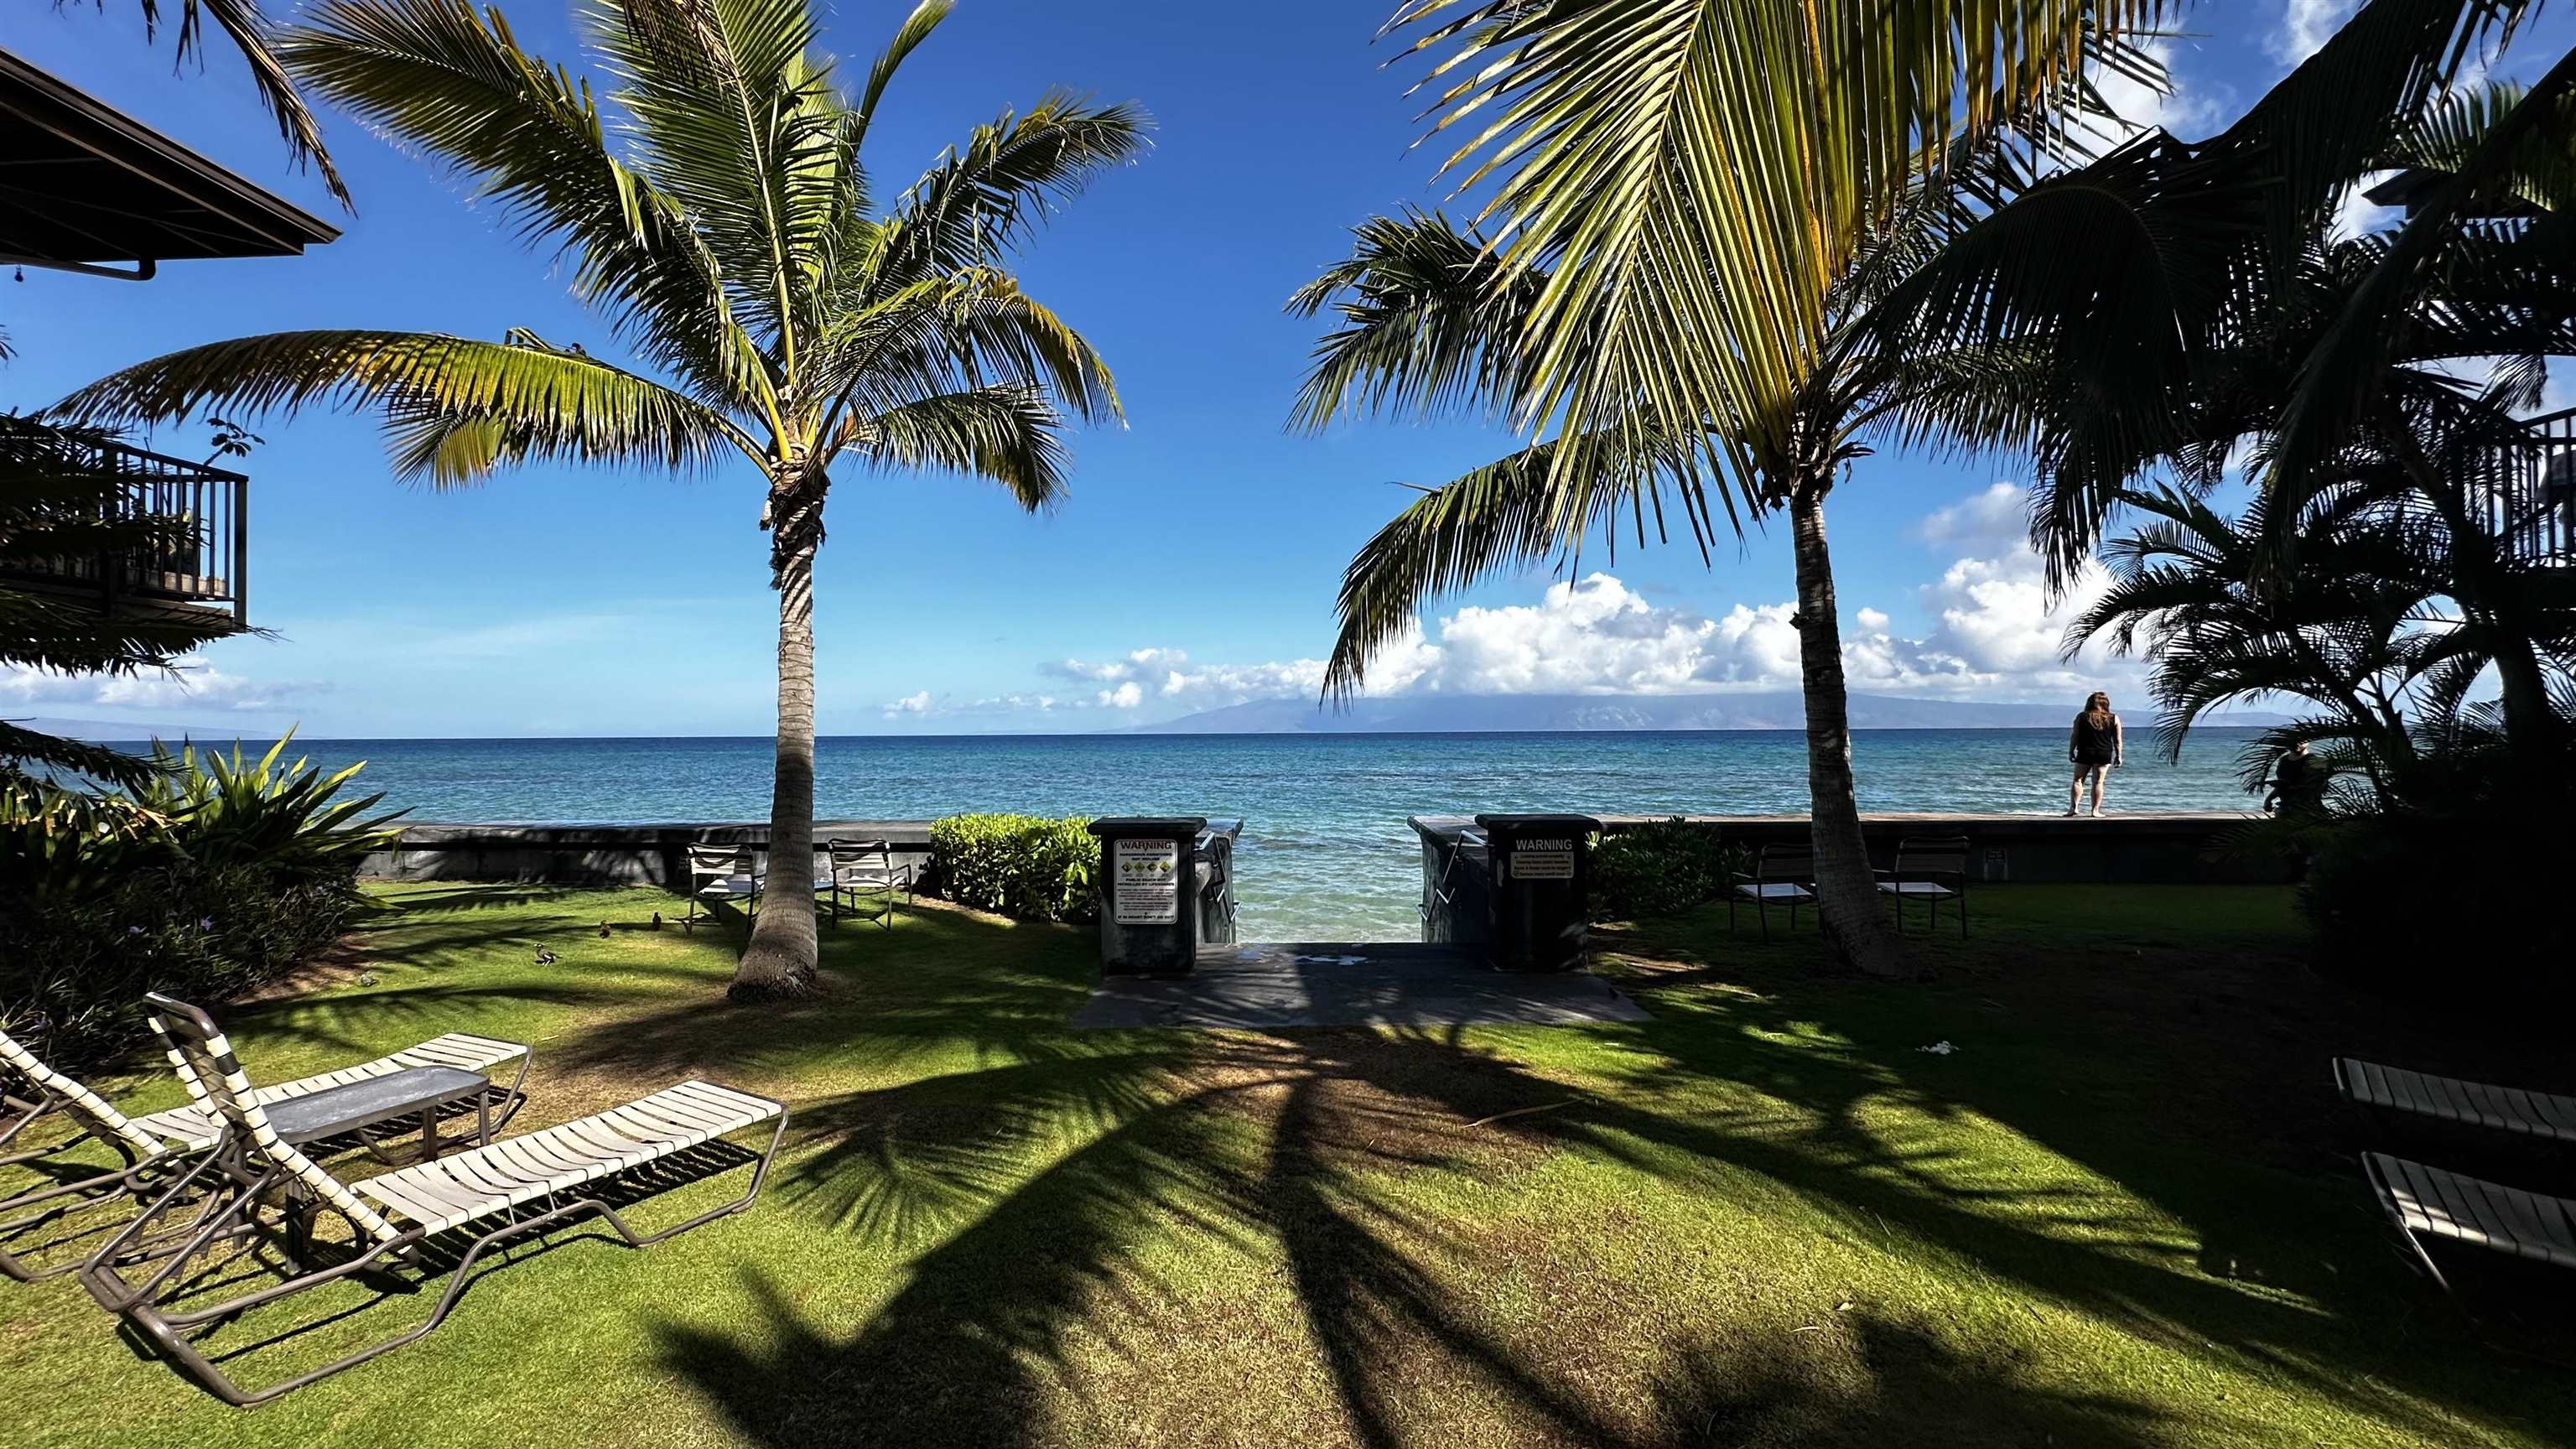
[2273,0,2360,65]
[2,658,299,714]
[879,485,2148,723]
[881,690,932,717]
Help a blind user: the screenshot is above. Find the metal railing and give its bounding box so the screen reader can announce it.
[1,434,247,621]
[2503,407,2576,564]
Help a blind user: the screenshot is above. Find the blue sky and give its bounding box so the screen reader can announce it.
[5,1,2568,737]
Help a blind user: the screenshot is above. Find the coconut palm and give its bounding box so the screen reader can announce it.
[1879,3,2575,766]
[1294,2,2177,976]
[50,0,1143,998]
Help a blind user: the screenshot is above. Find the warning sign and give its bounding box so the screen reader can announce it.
[1510,839,1576,880]
[1112,838,1182,925]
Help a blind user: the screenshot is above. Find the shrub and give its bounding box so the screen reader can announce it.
[924,813,1098,923]
[1591,818,1748,921]
[0,739,400,1072]
[2296,808,2569,1003]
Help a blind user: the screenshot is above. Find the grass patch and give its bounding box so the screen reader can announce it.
[2,881,2568,1446]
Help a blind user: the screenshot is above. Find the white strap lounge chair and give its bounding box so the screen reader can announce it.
[1729,841,1815,941]
[81,994,786,1407]
[683,842,763,930]
[2364,1153,2576,1294]
[824,838,914,928]
[2335,1058,2576,1145]
[0,1025,527,1283]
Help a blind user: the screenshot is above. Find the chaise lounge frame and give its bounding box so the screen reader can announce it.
[80,994,786,1407]
[1,1024,529,1282]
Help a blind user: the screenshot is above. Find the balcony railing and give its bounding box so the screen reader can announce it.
[0,434,247,623]
[2504,407,2576,564]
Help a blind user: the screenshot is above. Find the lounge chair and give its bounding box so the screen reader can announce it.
[0,1025,527,1282]
[682,841,762,929]
[2363,1152,2576,1298]
[1729,841,1815,940]
[82,994,786,1406]
[2334,1058,2576,1147]
[823,838,913,927]
[1877,835,1970,937]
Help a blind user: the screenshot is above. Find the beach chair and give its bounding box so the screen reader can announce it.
[82,995,785,1406]
[2362,1153,2576,1309]
[1729,842,1815,940]
[682,842,762,929]
[2334,1059,2576,1148]
[1,1024,527,1282]
[1877,835,1970,937]
[823,838,913,928]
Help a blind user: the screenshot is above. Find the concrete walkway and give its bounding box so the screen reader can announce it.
[1070,943,1651,1031]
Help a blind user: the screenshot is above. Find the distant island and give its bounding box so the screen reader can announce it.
[1123,692,2285,734]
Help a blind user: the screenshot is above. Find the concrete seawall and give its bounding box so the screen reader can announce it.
[363,812,2283,890]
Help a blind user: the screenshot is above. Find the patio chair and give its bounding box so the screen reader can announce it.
[81,994,786,1406]
[1877,835,1971,937]
[1,1024,527,1282]
[2334,1058,2575,1147]
[2362,1152,2575,1301]
[682,841,762,930]
[823,838,913,928]
[1729,841,1815,941]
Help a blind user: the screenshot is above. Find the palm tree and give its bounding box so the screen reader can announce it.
[1879,2,2573,766]
[51,0,1144,998]
[2064,484,2433,803]
[1293,2,2175,977]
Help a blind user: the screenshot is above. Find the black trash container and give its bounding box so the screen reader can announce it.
[1194,818,1245,948]
[1411,816,1493,949]
[1476,813,1602,973]
[1088,817,1206,976]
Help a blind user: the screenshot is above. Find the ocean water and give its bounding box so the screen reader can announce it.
[257,730,2270,942]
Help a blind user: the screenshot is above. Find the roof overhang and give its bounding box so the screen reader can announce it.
[0,46,340,278]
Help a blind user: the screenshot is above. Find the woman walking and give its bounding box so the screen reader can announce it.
[2066,692,2124,816]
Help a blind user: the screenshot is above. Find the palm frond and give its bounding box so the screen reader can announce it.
[1285,209,1547,432]
[283,0,770,418]
[1324,428,1691,699]
[840,384,1067,511]
[873,93,1149,290]
[132,0,351,206]
[49,330,758,481]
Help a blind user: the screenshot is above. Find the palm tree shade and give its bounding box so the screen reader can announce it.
[52,0,1145,996]
[1296,1,2179,977]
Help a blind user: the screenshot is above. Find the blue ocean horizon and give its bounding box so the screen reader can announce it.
[201,729,2272,942]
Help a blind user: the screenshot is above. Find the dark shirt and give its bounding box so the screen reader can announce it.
[2070,713,2120,765]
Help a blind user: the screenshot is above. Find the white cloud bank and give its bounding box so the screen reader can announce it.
[891,483,2144,724]
[2273,0,2361,65]
[2,657,298,714]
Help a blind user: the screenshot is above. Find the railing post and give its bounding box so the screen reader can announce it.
[233,474,248,625]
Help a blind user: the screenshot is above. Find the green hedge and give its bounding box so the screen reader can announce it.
[923,813,1097,923]
[0,739,399,1072]
[1591,818,1748,921]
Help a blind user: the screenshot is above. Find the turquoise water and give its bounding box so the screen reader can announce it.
[267,730,2267,942]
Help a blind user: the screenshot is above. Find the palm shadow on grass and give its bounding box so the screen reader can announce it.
[652,890,2568,1447]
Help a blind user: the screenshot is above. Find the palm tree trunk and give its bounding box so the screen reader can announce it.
[1788,480,1903,979]
[732,486,823,1000]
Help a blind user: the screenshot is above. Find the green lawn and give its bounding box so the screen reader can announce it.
[3,881,2568,1446]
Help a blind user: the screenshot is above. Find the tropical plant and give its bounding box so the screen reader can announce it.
[1590,819,1748,922]
[0,740,397,1070]
[1293,1,2176,976]
[0,417,250,787]
[49,0,1145,998]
